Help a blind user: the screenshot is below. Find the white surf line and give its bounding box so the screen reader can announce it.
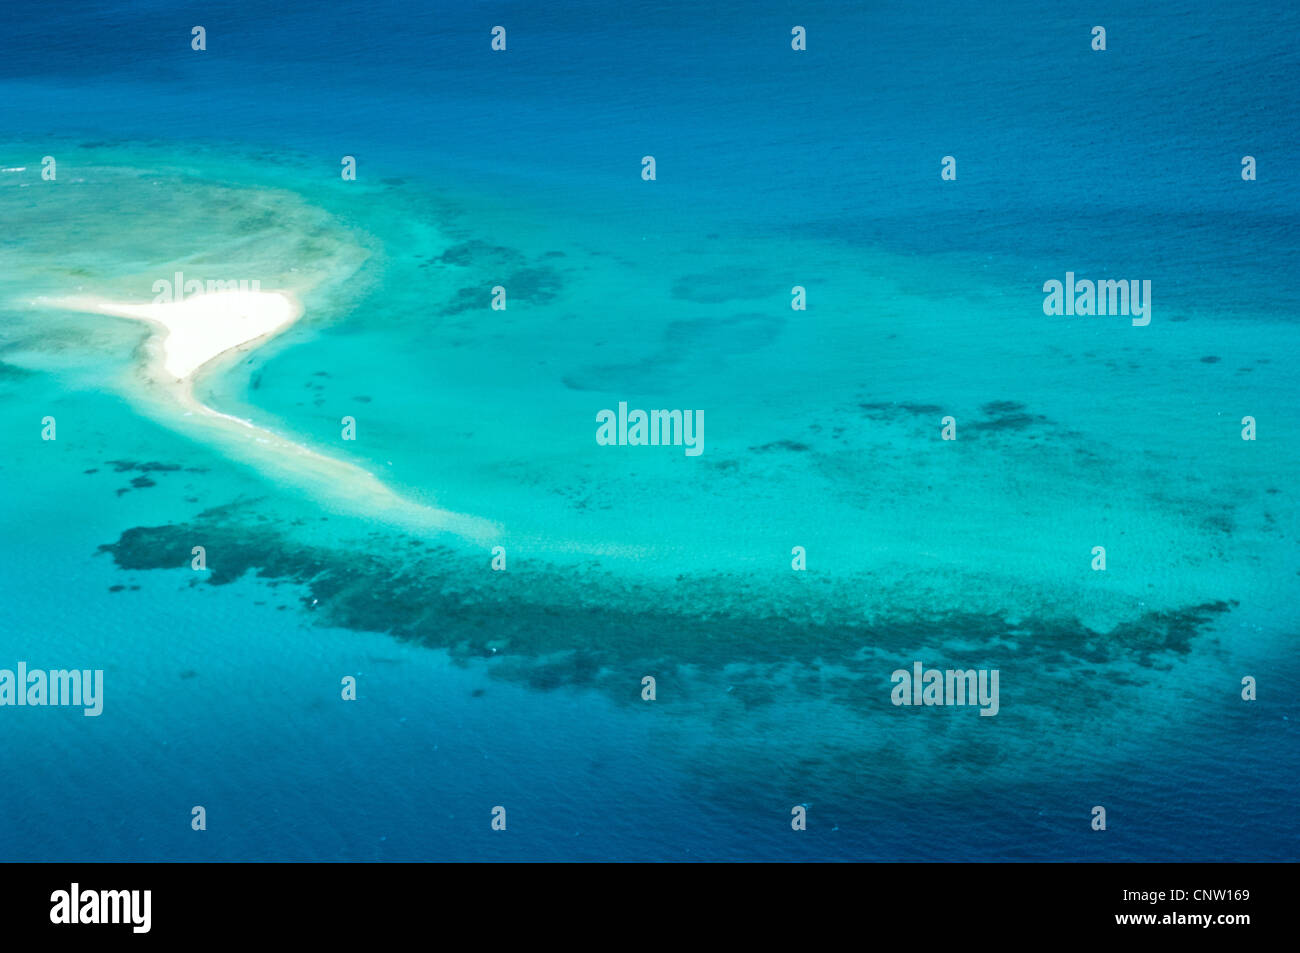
[32,290,500,543]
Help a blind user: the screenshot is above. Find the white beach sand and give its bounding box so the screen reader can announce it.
[41,289,301,380]
[30,289,500,543]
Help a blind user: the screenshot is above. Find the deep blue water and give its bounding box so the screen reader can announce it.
[0,0,1296,860]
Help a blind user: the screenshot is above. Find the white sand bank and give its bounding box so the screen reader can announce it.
[41,289,301,380]
[30,290,500,543]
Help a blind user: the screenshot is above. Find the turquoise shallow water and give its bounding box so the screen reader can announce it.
[0,0,1297,860]
[0,141,1293,860]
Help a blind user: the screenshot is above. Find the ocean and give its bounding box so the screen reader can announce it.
[0,0,1296,860]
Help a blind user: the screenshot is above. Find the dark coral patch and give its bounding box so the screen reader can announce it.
[506,266,562,304]
[426,240,525,269]
[981,401,1026,415]
[95,513,1237,709]
[750,440,812,453]
[859,402,944,420]
[966,401,1050,435]
[107,460,182,473]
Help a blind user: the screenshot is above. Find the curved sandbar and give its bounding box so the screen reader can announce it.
[79,288,303,381]
[34,290,500,543]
